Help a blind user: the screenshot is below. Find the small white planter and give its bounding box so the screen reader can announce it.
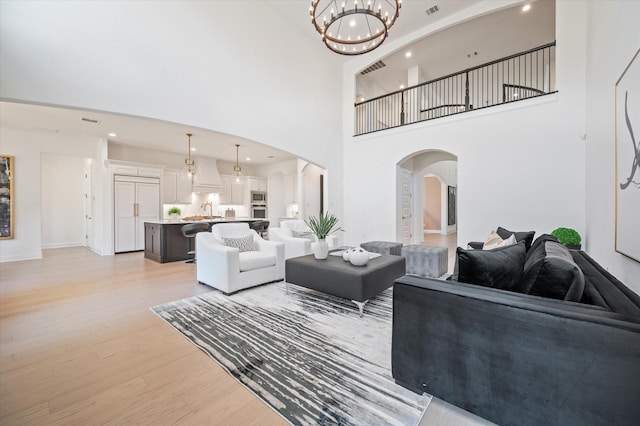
[311,239,329,259]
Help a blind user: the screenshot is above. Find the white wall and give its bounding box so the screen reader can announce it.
[0,0,344,229]
[340,1,586,246]
[0,127,101,262]
[343,96,585,246]
[584,0,640,292]
[41,153,85,248]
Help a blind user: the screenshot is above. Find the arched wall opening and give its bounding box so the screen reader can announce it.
[397,150,457,245]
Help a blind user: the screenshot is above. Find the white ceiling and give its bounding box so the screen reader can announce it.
[0,101,294,165]
[357,0,555,97]
[0,0,554,164]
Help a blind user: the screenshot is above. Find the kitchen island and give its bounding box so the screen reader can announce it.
[144,218,261,263]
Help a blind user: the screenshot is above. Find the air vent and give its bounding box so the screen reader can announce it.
[81,117,100,124]
[425,4,439,15]
[360,60,386,75]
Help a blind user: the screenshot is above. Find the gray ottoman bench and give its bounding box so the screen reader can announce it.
[361,241,403,256]
[401,245,448,278]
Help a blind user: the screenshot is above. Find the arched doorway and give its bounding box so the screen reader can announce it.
[397,150,457,245]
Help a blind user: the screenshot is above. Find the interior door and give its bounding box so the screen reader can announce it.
[135,182,160,250]
[115,181,136,252]
[401,168,413,245]
[84,164,93,249]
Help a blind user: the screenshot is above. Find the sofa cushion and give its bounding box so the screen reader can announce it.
[456,242,526,290]
[497,227,536,251]
[238,251,276,272]
[526,234,559,261]
[517,241,585,301]
[291,229,316,241]
[482,231,517,250]
[223,234,256,252]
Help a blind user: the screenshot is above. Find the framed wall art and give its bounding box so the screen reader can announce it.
[0,155,14,240]
[615,48,640,262]
[448,185,456,226]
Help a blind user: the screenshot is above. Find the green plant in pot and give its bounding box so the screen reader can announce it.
[304,211,342,259]
[551,227,582,250]
[167,206,181,220]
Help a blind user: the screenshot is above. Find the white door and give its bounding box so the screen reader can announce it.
[115,181,136,252]
[401,168,413,245]
[84,164,93,249]
[135,182,160,250]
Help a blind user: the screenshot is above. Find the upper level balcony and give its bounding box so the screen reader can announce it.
[354,42,557,136]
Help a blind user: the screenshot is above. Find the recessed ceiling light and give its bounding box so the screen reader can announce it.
[190,147,196,151]
[350,20,356,27]
[400,84,405,89]
[108,132,117,137]
[246,157,251,161]
[405,51,412,58]
[522,4,531,12]
[360,97,365,102]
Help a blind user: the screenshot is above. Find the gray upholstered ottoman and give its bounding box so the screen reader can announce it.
[401,245,448,278]
[285,253,405,317]
[360,241,403,256]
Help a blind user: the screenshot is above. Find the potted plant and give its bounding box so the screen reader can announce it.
[551,227,582,250]
[167,206,181,221]
[304,211,342,259]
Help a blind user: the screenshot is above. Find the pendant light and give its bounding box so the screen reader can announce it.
[310,0,401,56]
[184,133,196,179]
[234,144,244,183]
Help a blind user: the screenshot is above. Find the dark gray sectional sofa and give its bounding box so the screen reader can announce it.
[391,233,640,426]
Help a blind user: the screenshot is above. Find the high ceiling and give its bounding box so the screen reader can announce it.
[357,0,555,98]
[0,0,554,164]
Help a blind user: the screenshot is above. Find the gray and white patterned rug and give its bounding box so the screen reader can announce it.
[150,282,431,425]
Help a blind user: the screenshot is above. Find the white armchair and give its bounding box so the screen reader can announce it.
[269,219,338,259]
[196,223,284,294]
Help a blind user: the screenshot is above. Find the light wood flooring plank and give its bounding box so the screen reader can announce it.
[1,246,483,425]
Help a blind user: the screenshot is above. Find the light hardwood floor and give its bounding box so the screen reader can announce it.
[1,246,489,425]
[423,232,458,274]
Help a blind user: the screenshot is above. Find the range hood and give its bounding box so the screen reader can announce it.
[192,157,222,192]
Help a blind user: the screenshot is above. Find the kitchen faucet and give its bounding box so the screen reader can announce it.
[201,201,213,218]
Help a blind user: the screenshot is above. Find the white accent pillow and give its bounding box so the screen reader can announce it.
[223,234,255,252]
[482,231,517,250]
[291,229,316,241]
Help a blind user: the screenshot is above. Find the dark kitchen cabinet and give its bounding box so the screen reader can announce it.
[144,222,192,263]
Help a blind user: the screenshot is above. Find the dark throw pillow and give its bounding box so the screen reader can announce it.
[526,234,559,262]
[516,240,585,301]
[456,242,526,291]
[496,227,536,251]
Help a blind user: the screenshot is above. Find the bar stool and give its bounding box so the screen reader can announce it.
[181,222,211,263]
[250,220,270,239]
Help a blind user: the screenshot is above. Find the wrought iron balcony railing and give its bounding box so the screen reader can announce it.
[354,41,557,136]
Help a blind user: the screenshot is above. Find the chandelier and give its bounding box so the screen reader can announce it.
[234,144,244,183]
[184,133,196,179]
[310,0,401,56]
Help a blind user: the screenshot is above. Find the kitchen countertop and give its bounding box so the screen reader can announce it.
[145,218,259,225]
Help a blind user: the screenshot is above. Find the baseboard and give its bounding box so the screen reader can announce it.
[41,242,85,249]
[0,251,43,263]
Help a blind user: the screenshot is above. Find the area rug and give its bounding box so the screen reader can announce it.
[150,282,431,425]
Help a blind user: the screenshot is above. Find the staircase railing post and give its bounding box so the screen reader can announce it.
[465,70,470,111]
[400,90,405,125]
